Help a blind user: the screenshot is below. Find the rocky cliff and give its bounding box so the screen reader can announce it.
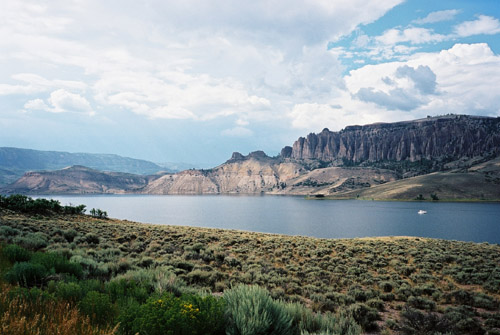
[141,152,304,194]
[285,115,500,163]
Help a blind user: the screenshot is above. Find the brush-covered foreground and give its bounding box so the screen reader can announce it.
[1,197,500,334]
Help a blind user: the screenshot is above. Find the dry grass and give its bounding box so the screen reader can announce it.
[0,283,117,335]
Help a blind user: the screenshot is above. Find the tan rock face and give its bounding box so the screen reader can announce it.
[290,115,500,163]
[143,158,304,194]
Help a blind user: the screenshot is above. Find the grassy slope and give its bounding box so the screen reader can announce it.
[327,157,500,201]
[1,210,500,333]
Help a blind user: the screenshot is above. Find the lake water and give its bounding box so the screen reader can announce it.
[45,195,500,244]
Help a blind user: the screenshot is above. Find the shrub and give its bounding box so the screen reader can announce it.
[407,296,436,311]
[13,233,48,250]
[119,292,225,335]
[224,285,293,335]
[399,307,451,335]
[286,302,361,335]
[379,281,394,293]
[366,298,384,311]
[79,291,116,326]
[31,252,83,278]
[0,195,85,216]
[2,244,32,263]
[444,306,484,335]
[186,269,215,286]
[347,303,379,332]
[473,292,499,310]
[84,233,100,245]
[8,286,55,304]
[4,262,47,287]
[63,229,79,242]
[0,225,20,238]
[106,278,149,305]
[55,282,84,303]
[63,204,86,215]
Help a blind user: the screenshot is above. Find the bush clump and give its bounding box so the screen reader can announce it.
[2,244,32,263]
[5,262,48,287]
[224,285,293,335]
[119,292,225,335]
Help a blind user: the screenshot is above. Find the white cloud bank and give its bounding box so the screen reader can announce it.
[24,89,93,115]
[289,43,500,131]
[0,0,403,125]
[1,1,500,143]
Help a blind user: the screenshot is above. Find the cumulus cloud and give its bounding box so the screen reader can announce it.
[355,87,425,111]
[395,65,437,94]
[94,70,270,120]
[221,127,254,137]
[453,15,500,37]
[48,89,92,113]
[413,9,460,24]
[345,43,500,117]
[287,43,500,132]
[24,90,93,114]
[0,0,403,124]
[24,98,50,111]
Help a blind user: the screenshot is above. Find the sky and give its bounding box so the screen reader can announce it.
[1,0,500,167]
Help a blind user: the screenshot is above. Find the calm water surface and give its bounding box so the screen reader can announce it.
[46,195,500,244]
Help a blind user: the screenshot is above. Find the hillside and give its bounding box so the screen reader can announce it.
[329,156,500,201]
[0,147,164,186]
[1,206,500,334]
[1,165,156,194]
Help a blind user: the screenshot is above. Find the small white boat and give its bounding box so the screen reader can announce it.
[418,210,427,215]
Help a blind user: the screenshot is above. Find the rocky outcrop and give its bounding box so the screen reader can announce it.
[142,157,303,194]
[289,115,500,163]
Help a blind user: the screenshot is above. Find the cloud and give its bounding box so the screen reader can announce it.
[24,90,93,114]
[0,73,87,96]
[453,15,500,37]
[395,65,437,94]
[338,13,500,63]
[345,43,500,117]
[49,89,92,113]
[355,87,425,111]
[221,127,254,137]
[24,98,50,111]
[376,27,446,45]
[0,0,404,124]
[94,70,271,120]
[285,43,500,134]
[413,9,460,24]
[289,103,340,129]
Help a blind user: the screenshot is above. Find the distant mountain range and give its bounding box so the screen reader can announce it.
[2,114,500,201]
[0,147,166,186]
